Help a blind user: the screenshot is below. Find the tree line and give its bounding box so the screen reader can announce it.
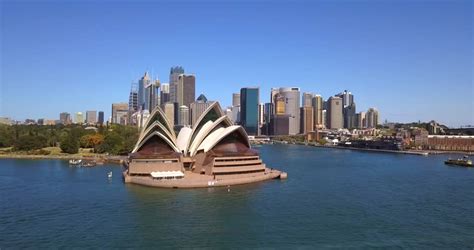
[0,124,139,155]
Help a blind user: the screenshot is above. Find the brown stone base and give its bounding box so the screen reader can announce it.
[122,168,286,188]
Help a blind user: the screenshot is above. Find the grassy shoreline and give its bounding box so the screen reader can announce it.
[0,147,126,163]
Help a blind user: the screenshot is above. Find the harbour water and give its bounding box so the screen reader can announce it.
[1,144,473,248]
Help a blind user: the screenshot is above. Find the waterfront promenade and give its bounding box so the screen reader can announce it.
[271,141,473,156]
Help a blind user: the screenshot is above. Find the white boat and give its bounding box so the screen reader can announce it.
[108,172,113,178]
[69,159,82,165]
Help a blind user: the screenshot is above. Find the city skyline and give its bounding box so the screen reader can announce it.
[1,1,472,127]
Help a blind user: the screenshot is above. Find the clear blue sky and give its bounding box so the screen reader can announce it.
[1,1,472,127]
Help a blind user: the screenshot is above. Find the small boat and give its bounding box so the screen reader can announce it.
[108,172,113,178]
[445,156,473,167]
[81,161,96,167]
[69,159,82,165]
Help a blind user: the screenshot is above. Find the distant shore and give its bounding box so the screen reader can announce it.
[1,142,472,162]
[0,153,126,164]
[271,141,473,156]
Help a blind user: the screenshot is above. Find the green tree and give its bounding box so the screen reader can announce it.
[97,132,124,155]
[13,135,47,151]
[60,134,79,154]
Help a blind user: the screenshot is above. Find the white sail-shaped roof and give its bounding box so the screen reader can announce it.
[188,116,233,156]
[141,106,176,139]
[197,127,226,153]
[176,127,192,153]
[136,121,177,150]
[132,131,180,153]
[200,126,250,153]
[187,102,225,148]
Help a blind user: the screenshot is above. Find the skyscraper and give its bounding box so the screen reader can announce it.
[302,92,313,107]
[356,111,366,128]
[145,79,160,112]
[240,87,259,135]
[232,93,240,107]
[128,83,138,113]
[138,72,151,110]
[345,103,357,128]
[176,74,196,108]
[366,108,379,128]
[75,112,84,124]
[336,90,354,108]
[98,111,104,125]
[327,96,343,129]
[258,103,265,134]
[230,106,240,124]
[274,93,286,115]
[86,111,97,125]
[312,94,324,130]
[169,66,185,103]
[161,103,175,128]
[160,83,170,105]
[59,112,71,125]
[178,105,190,127]
[111,103,128,124]
[278,87,300,135]
[336,90,355,128]
[190,94,213,126]
[300,106,314,134]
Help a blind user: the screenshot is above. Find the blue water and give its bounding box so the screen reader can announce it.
[1,145,473,248]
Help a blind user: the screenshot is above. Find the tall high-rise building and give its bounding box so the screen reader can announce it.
[327,96,343,129]
[270,88,280,114]
[356,111,366,128]
[75,112,84,124]
[59,112,71,125]
[145,80,160,112]
[366,108,379,128]
[312,94,324,130]
[176,74,195,108]
[336,90,355,128]
[138,72,151,110]
[274,93,286,115]
[278,87,300,135]
[240,87,259,135]
[322,110,327,128]
[345,103,357,128]
[129,83,138,113]
[258,103,265,134]
[161,103,175,128]
[264,103,273,124]
[190,94,213,126]
[263,102,273,135]
[302,92,313,107]
[160,83,170,105]
[336,90,354,108]
[270,114,290,135]
[230,106,240,124]
[232,93,240,107]
[178,105,190,127]
[111,103,128,124]
[300,107,314,134]
[98,111,104,125]
[169,66,185,103]
[86,111,97,125]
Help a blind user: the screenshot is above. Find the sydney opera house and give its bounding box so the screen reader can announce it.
[123,102,286,188]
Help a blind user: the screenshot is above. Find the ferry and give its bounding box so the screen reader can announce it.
[444,156,473,167]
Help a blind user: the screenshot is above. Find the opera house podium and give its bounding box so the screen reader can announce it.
[123,102,286,188]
